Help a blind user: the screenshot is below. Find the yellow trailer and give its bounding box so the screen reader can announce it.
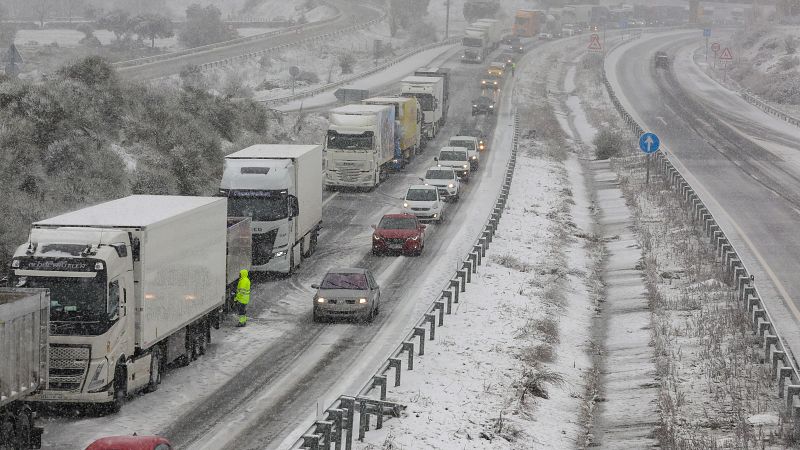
[362,96,423,169]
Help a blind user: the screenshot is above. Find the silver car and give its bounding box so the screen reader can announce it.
[312,268,381,322]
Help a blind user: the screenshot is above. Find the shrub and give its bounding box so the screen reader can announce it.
[295,70,319,84]
[495,254,531,272]
[593,127,626,160]
[338,53,356,74]
[520,365,565,400]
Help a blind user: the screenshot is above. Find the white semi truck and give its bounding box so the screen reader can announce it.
[400,76,444,140]
[0,289,49,449]
[221,145,323,274]
[473,19,501,49]
[10,195,249,413]
[324,105,395,190]
[462,26,489,63]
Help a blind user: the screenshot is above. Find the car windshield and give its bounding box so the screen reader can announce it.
[439,150,467,161]
[450,140,476,151]
[426,169,454,179]
[407,188,438,201]
[379,217,418,229]
[228,194,287,222]
[320,272,369,290]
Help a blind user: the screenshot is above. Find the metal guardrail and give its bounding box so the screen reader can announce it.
[112,1,351,70]
[292,111,521,449]
[740,90,800,128]
[601,53,800,425]
[262,38,459,107]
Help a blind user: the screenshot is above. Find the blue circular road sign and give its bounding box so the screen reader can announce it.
[639,132,660,154]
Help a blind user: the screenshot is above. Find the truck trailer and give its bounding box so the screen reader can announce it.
[462,26,489,63]
[400,76,444,140]
[414,67,451,128]
[0,288,49,449]
[363,97,422,169]
[473,19,502,50]
[10,195,248,413]
[513,9,544,37]
[221,145,323,274]
[324,105,395,190]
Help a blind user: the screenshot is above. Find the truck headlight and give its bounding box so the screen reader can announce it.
[274,250,287,258]
[463,164,469,169]
[86,359,109,393]
[471,156,477,160]
[358,298,368,304]
[489,105,494,108]
[448,183,454,188]
[403,202,409,208]
[316,297,325,303]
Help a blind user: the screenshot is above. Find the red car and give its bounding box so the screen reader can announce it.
[372,213,426,256]
[85,436,172,450]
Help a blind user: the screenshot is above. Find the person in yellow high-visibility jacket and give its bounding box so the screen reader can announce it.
[235,269,250,327]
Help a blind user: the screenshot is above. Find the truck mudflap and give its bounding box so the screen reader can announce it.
[31,425,43,449]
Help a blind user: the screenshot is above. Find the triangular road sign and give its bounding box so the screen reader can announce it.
[719,47,733,61]
[588,34,603,52]
[5,44,23,64]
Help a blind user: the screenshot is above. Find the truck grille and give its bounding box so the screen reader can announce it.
[48,345,90,391]
[252,229,278,265]
[333,161,370,183]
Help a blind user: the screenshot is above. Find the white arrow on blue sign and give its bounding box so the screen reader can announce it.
[639,132,660,154]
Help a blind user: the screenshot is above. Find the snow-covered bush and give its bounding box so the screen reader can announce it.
[593,127,625,160]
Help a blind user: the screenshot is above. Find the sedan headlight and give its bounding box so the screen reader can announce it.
[86,359,109,392]
[473,104,477,107]
[358,298,368,304]
[316,297,326,303]
[373,234,382,241]
[489,105,494,109]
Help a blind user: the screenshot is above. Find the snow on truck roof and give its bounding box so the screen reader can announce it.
[35,195,223,228]
[330,104,392,114]
[226,144,320,159]
[401,76,442,84]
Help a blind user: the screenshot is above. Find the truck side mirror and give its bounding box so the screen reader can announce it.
[433,157,438,162]
[288,195,299,218]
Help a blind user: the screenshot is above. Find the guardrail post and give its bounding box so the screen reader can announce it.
[373,375,387,401]
[786,385,800,413]
[340,396,355,450]
[442,291,452,314]
[424,313,436,340]
[477,238,487,256]
[388,358,402,387]
[779,367,793,398]
[434,301,445,326]
[413,327,426,355]
[358,399,369,441]
[326,408,344,450]
[461,261,472,282]
[456,270,467,291]
[303,435,321,449]
[764,335,779,362]
[472,247,482,265]
[315,421,333,450]
[402,341,414,370]
[449,279,460,302]
[468,251,479,270]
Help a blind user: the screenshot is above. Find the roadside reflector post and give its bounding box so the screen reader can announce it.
[424,314,436,340]
[413,327,426,355]
[358,398,370,440]
[401,341,414,370]
[433,301,445,326]
[449,280,460,303]
[456,270,467,292]
[388,358,402,387]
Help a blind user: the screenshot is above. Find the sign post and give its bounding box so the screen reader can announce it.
[639,132,661,184]
[703,28,711,61]
[4,44,23,78]
[711,42,720,68]
[719,47,733,80]
[289,66,300,95]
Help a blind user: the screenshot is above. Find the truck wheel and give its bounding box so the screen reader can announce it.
[303,229,318,258]
[15,410,31,449]
[145,346,163,393]
[107,367,127,414]
[1,416,16,450]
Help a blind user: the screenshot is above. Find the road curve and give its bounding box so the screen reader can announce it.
[117,0,382,81]
[607,31,800,366]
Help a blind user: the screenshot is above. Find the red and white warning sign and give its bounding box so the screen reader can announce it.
[710,42,720,53]
[588,33,603,52]
[719,47,733,61]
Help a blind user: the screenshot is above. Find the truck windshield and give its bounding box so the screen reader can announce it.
[16,275,107,323]
[326,131,374,150]
[439,151,468,161]
[228,194,288,222]
[463,37,484,47]
[403,93,434,111]
[450,140,476,151]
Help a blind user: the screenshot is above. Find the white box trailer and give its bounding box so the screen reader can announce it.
[400,76,444,139]
[473,19,501,49]
[0,288,48,448]
[222,145,323,273]
[13,195,229,411]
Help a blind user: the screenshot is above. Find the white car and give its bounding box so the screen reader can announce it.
[423,166,460,202]
[435,147,471,181]
[403,184,444,223]
[448,136,480,171]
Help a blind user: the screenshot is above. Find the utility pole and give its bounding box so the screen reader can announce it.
[445,0,450,39]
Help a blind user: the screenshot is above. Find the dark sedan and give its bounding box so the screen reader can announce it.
[472,96,495,116]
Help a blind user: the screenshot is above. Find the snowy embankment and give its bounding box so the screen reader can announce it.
[576,43,794,447]
[352,39,599,449]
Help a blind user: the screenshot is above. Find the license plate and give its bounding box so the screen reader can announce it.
[389,244,403,250]
[39,391,66,400]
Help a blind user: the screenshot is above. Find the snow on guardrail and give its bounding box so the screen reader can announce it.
[740,90,800,128]
[290,111,521,449]
[601,46,800,427]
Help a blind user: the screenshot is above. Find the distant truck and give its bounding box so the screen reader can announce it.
[462,26,489,63]
[324,105,395,190]
[414,68,451,127]
[363,96,422,169]
[11,195,249,413]
[513,9,544,37]
[654,51,669,69]
[401,76,445,140]
[0,288,49,449]
[221,145,323,273]
[473,19,502,50]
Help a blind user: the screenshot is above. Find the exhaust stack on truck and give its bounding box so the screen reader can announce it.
[10,195,248,413]
[221,144,323,274]
[0,288,49,449]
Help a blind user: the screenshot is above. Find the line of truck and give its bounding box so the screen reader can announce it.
[324,67,451,190]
